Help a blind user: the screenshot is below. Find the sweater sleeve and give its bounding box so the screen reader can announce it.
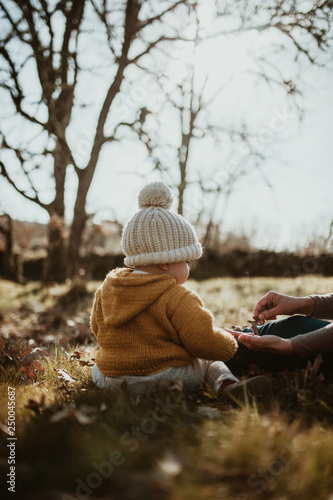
[90,287,102,339]
[291,322,333,358]
[309,293,333,320]
[170,289,238,362]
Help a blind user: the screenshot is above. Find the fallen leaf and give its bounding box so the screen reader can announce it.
[70,350,82,360]
[19,347,50,364]
[69,350,94,366]
[18,359,45,379]
[248,317,260,335]
[54,368,78,384]
[17,347,50,380]
[231,325,247,332]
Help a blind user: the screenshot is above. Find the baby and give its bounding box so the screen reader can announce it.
[90,181,271,399]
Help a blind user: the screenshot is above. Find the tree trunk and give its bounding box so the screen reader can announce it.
[177,139,190,215]
[43,137,69,282]
[43,213,66,283]
[178,179,185,215]
[65,19,136,279]
[66,204,88,279]
[66,167,92,279]
[0,215,21,282]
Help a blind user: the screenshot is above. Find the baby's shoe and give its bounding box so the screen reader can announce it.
[221,375,272,403]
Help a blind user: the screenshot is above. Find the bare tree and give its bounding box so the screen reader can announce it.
[1,0,332,281]
[0,0,193,281]
[135,0,333,247]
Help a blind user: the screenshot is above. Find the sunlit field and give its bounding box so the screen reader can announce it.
[1,275,333,500]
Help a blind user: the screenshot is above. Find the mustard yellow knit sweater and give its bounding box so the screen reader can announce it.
[90,268,238,377]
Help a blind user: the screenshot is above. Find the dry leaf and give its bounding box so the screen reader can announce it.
[70,350,82,360]
[18,359,44,379]
[70,350,94,366]
[248,317,260,336]
[231,325,247,332]
[17,347,50,379]
[54,368,78,384]
[78,359,94,367]
[18,347,50,364]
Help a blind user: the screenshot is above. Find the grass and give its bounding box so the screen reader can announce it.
[1,275,333,499]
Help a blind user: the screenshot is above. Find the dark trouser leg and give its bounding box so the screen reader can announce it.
[226,315,330,372]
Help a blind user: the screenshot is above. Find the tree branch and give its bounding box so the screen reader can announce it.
[0,47,47,128]
[128,35,191,64]
[274,22,316,64]
[13,0,56,101]
[39,0,55,63]
[138,0,191,32]
[88,0,118,58]
[60,0,85,84]
[82,0,141,179]
[0,160,49,211]
[0,1,28,44]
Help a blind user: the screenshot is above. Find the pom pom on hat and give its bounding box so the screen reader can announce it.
[138,181,173,209]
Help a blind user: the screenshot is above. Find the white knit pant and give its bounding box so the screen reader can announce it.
[92,359,238,395]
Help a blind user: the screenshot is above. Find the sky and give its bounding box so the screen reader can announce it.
[0,4,333,252]
[219,68,333,251]
[87,67,333,252]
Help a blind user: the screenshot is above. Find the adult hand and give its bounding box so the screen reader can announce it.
[237,333,295,355]
[253,291,314,324]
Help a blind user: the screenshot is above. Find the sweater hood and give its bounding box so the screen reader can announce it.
[100,268,177,327]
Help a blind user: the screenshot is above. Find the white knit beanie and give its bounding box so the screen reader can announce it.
[121,181,202,267]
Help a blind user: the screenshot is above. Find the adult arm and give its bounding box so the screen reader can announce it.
[228,324,333,358]
[310,293,333,320]
[291,322,333,358]
[226,292,333,358]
